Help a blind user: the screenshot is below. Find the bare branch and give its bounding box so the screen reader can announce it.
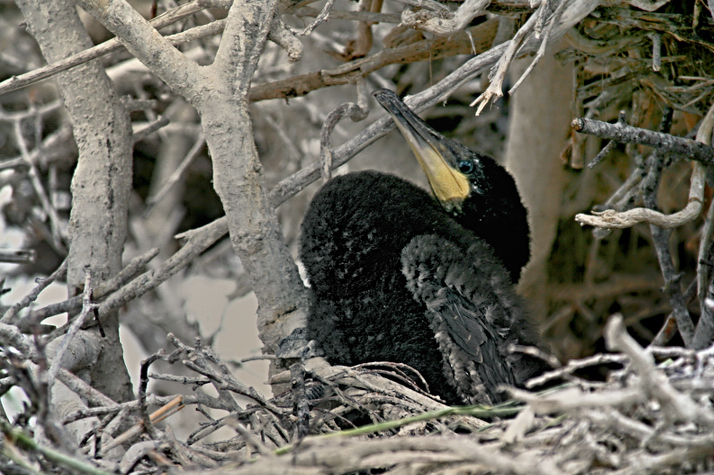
[132,116,170,144]
[212,0,279,94]
[0,249,35,264]
[71,0,205,100]
[401,0,490,36]
[247,18,500,102]
[15,248,159,331]
[13,117,67,251]
[298,0,337,36]
[470,0,601,114]
[46,268,97,390]
[575,103,714,230]
[2,259,67,324]
[571,116,714,165]
[0,1,207,96]
[145,135,206,211]
[319,78,369,182]
[507,0,571,95]
[93,220,224,320]
[99,396,184,456]
[471,12,539,114]
[268,15,303,62]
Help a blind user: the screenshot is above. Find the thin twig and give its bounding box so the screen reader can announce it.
[0,1,208,96]
[132,116,170,144]
[401,0,489,36]
[299,0,336,36]
[13,118,67,252]
[17,248,159,331]
[167,333,285,414]
[144,134,206,211]
[508,0,569,95]
[2,258,68,324]
[650,278,698,347]
[587,111,627,169]
[45,267,97,390]
[138,352,164,440]
[605,314,714,427]
[525,353,628,389]
[319,78,369,182]
[641,110,695,348]
[226,418,274,456]
[0,249,36,264]
[99,396,184,455]
[471,13,539,114]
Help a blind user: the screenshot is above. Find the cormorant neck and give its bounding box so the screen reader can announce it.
[455,192,530,284]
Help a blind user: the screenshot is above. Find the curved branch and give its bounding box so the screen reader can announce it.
[575,104,714,230]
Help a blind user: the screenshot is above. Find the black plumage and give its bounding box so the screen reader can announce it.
[298,89,546,405]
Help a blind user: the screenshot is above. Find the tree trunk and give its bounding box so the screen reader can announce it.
[197,93,308,356]
[16,0,134,402]
[504,43,573,323]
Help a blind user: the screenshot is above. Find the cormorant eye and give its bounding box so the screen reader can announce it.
[458,160,474,174]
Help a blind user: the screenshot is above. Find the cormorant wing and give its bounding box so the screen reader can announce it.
[401,234,519,404]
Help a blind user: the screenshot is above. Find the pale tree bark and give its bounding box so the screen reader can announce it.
[504,42,573,323]
[69,0,308,361]
[15,0,134,402]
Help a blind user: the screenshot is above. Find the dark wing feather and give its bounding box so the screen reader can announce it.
[402,234,521,404]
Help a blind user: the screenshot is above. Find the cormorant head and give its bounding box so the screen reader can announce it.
[373,89,522,212]
[373,89,530,282]
[373,89,472,212]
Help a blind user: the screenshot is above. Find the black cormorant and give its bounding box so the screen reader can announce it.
[298,89,546,405]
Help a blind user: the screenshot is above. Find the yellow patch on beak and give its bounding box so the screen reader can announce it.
[396,123,470,204]
[375,89,471,205]
[414,148,470,203]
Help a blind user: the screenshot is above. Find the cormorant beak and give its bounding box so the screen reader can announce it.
[373,89,471,206]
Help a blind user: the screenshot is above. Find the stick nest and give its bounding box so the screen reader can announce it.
[3,314,706,475]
